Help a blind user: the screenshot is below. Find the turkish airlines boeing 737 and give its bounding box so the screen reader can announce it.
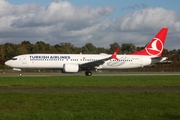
[5,28,168,76]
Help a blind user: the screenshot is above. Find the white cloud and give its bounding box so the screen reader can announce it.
[120,7,179,30]
[118,7,180,49]
[0,0,180,50]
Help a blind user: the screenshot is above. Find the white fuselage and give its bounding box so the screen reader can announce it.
[5,54,153,70]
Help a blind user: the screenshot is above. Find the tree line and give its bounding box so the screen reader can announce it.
[0,40,180,68]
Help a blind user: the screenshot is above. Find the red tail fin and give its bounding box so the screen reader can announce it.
[111,47,120,60]
[131,28,168,56]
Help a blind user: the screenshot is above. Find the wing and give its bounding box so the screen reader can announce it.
[80,57,111,70]
[79,47,120,70]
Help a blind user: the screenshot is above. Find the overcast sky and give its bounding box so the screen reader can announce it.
[1,0,180,50]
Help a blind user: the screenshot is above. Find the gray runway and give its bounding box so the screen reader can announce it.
[5,72,180,77]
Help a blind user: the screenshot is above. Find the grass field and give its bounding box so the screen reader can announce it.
[0,75,180,88]
[0,92,180,120]
[0,75,180,120]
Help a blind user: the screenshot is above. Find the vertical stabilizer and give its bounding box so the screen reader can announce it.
[131,28,168,56]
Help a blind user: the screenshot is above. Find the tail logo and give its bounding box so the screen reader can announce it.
[145,38,163,56]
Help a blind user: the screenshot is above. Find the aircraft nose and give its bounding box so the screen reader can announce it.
[5,60,11,66]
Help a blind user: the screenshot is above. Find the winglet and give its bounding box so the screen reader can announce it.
[111,47,120,60]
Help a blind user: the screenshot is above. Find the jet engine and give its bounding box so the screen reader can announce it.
[63,64,79,73]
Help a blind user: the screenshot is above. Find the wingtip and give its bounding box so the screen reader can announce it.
[111,46,120,60]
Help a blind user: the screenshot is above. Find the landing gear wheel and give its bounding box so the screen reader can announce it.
[19,73,22,77]
[85,71,92,76]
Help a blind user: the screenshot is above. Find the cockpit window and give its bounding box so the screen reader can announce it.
[12,58,17,60]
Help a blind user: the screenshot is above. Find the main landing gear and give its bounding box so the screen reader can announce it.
[85,70,92,76]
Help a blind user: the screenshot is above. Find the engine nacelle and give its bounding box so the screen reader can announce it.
[63,64,79,73]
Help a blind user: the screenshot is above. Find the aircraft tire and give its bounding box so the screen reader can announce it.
[19,73,22,77]
[85,71,92,76]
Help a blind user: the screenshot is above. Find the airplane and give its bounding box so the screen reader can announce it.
[5,28,168,76]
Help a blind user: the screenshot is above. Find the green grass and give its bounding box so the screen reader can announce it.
[0,76,180,88]
[0,92,180,120]
[0,76,180,120]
